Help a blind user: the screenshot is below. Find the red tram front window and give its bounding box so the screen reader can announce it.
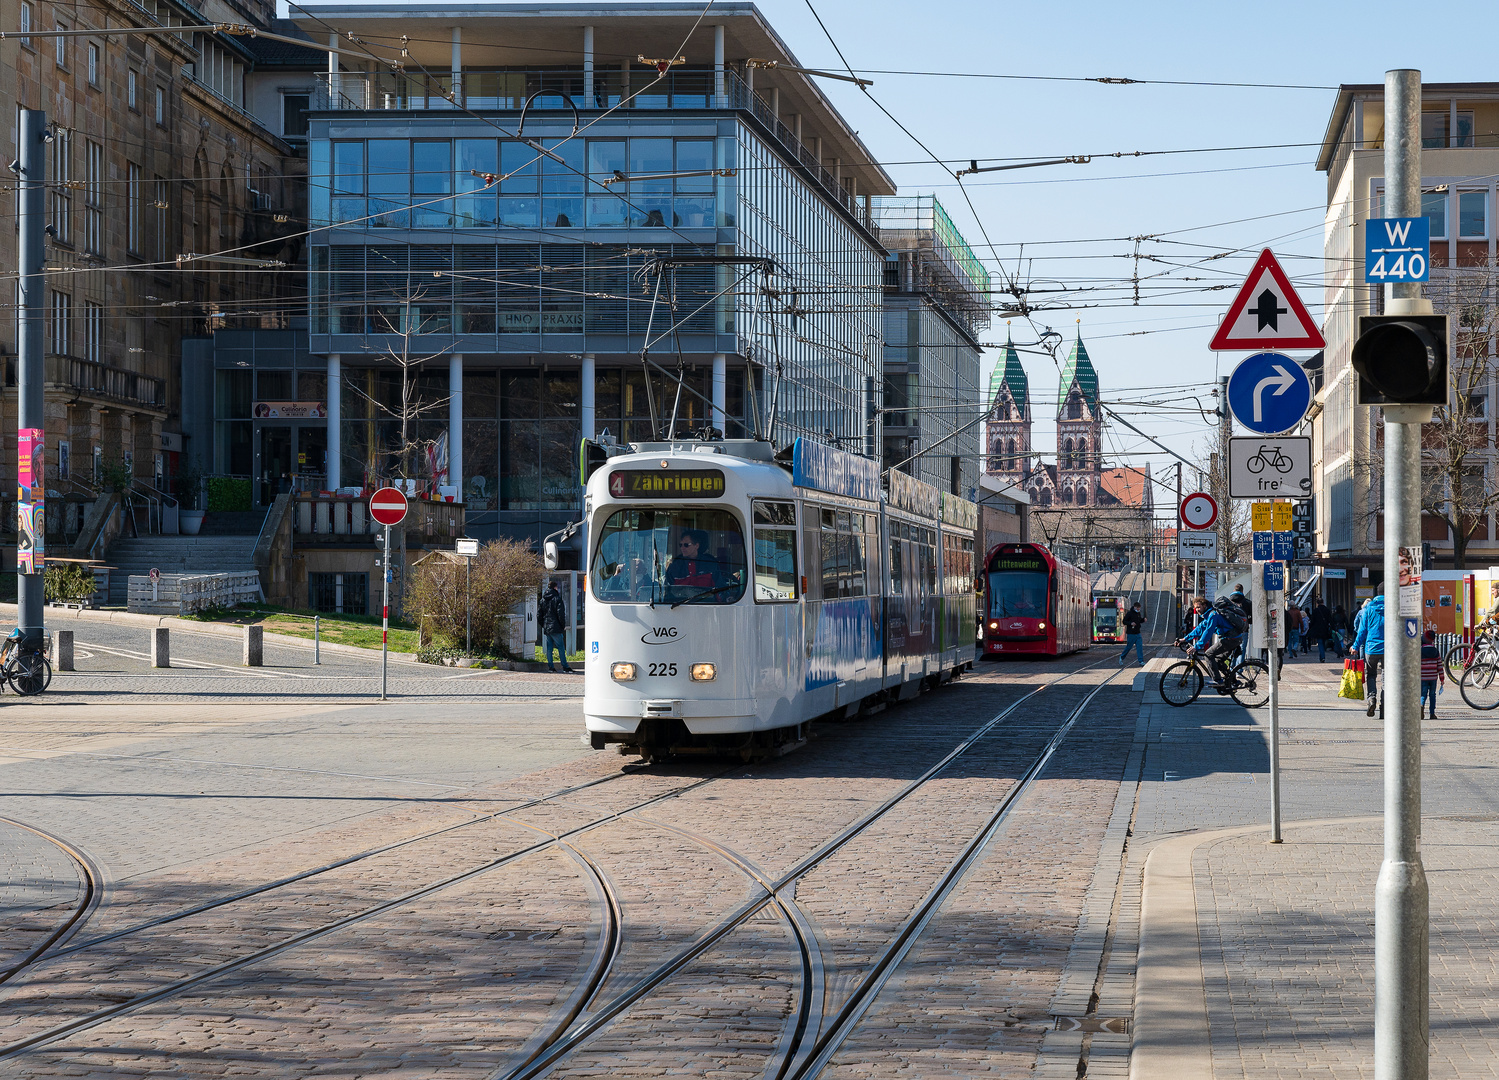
[987,569,1050,619]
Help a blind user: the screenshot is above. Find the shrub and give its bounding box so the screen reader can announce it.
[409,538,542,657]
[206,477,253,512]
[44,563,97,602]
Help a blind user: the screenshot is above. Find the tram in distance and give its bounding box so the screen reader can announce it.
[978,542,1091,658]
[1092,594,1126,644]
[573,436,978,762]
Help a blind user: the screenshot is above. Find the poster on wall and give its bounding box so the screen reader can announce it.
[1398,545,1423,617]
[17,428,44,575]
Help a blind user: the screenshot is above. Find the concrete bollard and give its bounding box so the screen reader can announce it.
[56,630,73,672]
[150,627,170,668]
[243,624,263,667]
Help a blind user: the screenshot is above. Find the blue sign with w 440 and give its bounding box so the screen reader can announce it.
[1365,217,1430,283]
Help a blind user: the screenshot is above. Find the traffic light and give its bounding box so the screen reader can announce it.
[1351,313,1448,406]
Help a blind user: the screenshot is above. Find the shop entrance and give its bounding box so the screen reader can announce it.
[259,426,293,505]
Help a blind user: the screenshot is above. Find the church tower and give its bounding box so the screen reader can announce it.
[984,331,1031,482]
[1055,325,1102,506]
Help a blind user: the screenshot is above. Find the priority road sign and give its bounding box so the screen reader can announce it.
[1180,492,1218,530]
[1208,249,1326,351]
[1365,217,1430,283]
[370,486,409,527]
[1226,352,1313,435]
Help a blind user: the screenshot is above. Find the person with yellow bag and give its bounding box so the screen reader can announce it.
[1351,584,1386,718]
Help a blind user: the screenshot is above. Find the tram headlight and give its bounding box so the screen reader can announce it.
[988,621,999,631]
[690,662,716,682]
[1038,622,1047,630]
[611,662,637,682]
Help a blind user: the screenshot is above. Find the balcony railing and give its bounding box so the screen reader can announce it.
[45,355,166,410]
[313,68,873,234]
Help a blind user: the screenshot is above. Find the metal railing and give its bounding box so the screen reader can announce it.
[45,355,166,410]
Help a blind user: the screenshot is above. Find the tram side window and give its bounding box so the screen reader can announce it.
[820,509,840,598]
[752,500,798,602]
[888,524,903,595]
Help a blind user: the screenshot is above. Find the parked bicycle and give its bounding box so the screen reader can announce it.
[1158,641,1270,709]
[0,630,52,695]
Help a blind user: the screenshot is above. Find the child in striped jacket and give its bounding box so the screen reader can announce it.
[1421,630,1444,720]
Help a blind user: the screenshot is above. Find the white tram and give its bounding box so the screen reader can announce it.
[581,437,977,761]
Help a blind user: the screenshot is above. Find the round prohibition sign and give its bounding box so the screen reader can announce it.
[1180,492,1218,531]
[369,486,409,527]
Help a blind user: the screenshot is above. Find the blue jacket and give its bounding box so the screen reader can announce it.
[1185,609,1239,648]
[1352,596,1386,656]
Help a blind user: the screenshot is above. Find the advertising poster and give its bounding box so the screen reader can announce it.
[1397,545,1422,618]
[1423,579,1458,635]
[17,428,44,574]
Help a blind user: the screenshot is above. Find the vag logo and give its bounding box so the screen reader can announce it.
[640,626,679,645]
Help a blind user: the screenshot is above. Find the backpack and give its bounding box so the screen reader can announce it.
[1213,595,1247,633]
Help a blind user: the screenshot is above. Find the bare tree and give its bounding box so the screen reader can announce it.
[353,284,453,487]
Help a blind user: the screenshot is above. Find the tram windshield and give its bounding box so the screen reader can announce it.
[1094,600,1120,635]
[591,508,748,607]
[987,554,1051,619]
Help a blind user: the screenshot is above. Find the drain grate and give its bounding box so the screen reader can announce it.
[1053,1015,1131,1034]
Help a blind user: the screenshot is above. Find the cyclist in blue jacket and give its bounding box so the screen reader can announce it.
[1177,596,1245,690]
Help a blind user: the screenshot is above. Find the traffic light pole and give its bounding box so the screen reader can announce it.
[17,110,46,649]
[1375,67,1432,1080]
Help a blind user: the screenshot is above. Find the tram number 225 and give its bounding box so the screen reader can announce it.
[648,662,678,677]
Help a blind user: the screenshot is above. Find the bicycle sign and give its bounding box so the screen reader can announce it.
[1229,436,1311,499]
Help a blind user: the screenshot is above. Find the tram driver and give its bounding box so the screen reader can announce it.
[665,529,720,591]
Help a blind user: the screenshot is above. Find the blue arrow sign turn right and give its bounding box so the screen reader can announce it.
[1226,352,1313,436]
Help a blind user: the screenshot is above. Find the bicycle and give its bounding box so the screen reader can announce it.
[1445,621,1499,680]
[1460,657,1499,711]
[0,633,52,695]
[1244,446,1294,475]
[1158,641,1270,709]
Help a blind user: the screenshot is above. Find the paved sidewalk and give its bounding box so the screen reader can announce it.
[1128,652,1499,1078]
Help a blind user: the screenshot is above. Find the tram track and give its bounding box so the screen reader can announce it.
[491,656,1123,1080]
[0,816,103,988]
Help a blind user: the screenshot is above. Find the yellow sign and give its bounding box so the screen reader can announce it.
[1252,502,1293,531]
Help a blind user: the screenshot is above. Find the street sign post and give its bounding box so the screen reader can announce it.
[456,536,479,654]
[1180,492,1218,531]
[1365,216,1430,283]
[1229,436,1312,499]
[1208,249,1326,352]
[369,487,409,700]
[1226,352,1314,435]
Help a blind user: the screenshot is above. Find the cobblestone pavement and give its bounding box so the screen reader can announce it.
[1127,649,1499,1079]
[0,652,1152,1079]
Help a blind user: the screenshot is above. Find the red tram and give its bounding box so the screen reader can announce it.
[979,542,1091,658]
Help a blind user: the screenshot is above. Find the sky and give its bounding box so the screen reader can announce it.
[285,0,1499,495]
[735,0,1499,493]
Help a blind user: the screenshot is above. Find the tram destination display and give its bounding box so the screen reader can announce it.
[608,469,726,499]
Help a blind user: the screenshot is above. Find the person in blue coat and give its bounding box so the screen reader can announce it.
[1352,585,1386,718]
[1177,596,1245,690]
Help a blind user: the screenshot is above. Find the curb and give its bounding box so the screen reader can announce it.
[0,602,423,664]
[1130,814,1380,1080]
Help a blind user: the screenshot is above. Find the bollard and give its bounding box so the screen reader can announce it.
[150,627,170,668]
[243,624,264,667]
[314,615,320,665]
[56,630,73,672]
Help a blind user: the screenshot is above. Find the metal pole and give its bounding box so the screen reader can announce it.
[314,614,320,664]
[465,556,471,655]
[1375,67,1430,1080]
[1268,575,1282,843]
[1219,375,1232,572]
[17,110,46,650]
[381,524,390,700]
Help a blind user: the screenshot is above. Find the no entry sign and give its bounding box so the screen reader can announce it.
[369,486,409,527]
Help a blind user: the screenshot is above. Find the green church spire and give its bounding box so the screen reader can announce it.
[1056,324,1099,417]
[987,328,1028,411]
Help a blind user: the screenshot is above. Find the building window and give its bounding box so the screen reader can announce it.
[1459,191,1488,239]
[154,178,168,259]
[1423,190,1447,240]
[282,93,310,139]
[49,291,72,356]
[1422,110,1475,149]
[84,301,101,363]
[54,19,67,67]
[18,2,31,48]
[155,86,165,126]
[49,129,71,245]
[127,163,141,253]
[127,69,138,110]
[308,572,368,615]
[87,42,99,86]
[84,140,102,254]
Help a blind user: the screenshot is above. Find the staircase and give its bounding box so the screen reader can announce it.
[103,535,261,607]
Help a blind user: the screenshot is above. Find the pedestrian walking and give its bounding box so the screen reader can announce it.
[1119,602,1145,667]
[539,580,574,673]
[1286,602,1302,657]
[1308,597,1335,663]
[1332,604,1351,654]
[1352,585,1386,718]
[1298,607,1311,655]
[1421,629,1444,719]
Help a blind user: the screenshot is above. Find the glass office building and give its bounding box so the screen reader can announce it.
[291,3,892,542]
